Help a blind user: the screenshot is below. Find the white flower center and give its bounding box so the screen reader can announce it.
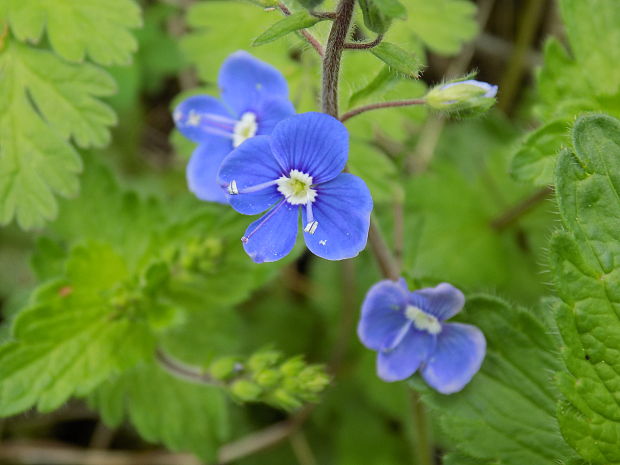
[233,112,258,147]
[276,170,317,205]
[405,305,441,335]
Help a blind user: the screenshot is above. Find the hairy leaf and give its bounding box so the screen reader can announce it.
[416,295,574,464]
[90,362,228,462]
[552,114,620,463]
[370,42,421,78]
[0,243,154,416]
[253,11,320,46]
[2,0,142,65]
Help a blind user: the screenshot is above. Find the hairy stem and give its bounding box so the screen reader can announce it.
[340,99,426,123]
[368,220,400,281]
[278,3,325,57]
[344,34,384,49]
[321,0,356,116]
[410,390,433,465]
[156,348,223,386]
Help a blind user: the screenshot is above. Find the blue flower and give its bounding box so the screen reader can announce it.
[173,51,295,204]
[217,112,373,263]
[358,279,486,394]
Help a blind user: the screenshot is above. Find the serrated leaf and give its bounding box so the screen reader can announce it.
[416,295,573,464]
[0,41,117,229]
[552,114,620,463]
[399,0,477,55]
[510,118,571,186]
[370,42,421,77]
[2,0,142,65]
[253,11,320,46]
[90,362,228,462]
[0,243,155,417]
[358,0,406,34]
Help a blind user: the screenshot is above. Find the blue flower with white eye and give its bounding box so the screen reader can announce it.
[173,51,295,203]
[358,279,486,394]
[217,112,373,263]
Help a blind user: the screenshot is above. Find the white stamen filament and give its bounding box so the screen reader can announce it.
[405,305,442,335]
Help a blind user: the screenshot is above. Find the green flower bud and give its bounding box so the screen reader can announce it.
[298,366,330,393]
[255,368,281,388]
[425,79,498,114]
[230,379,263,402]
[248,350,281,372]
[279,356,306,377]
[210,356,242,381]
[268,388,303,411]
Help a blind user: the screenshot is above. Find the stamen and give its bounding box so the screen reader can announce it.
[241,199,287,243]
[238,179,278,194]
[304,221,318,235]
[228,180,239,195]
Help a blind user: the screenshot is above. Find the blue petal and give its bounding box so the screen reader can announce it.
[174,95,235,144]
[358,280,410,351]
[255,98,296,136]
[217,136,285,215]
[270,112,349,183]
[302,173,372,260]
[242,202,299,263]
[218,51,290,116]
[187,141,231,204]
[421,323,486,394]
[409,283,465,321]
[377,329,436,382]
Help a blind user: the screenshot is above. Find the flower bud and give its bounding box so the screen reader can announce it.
[248,350,281,372]
[255,368,282,388]
[268,388,303,411]
[230,379,263,402]
[279,356,306,377]
[298,366,330,393]
[425,79,498,114]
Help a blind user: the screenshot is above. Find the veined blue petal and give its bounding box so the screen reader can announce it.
[174,95,235,144]
[218,51,290,116]
[187,141,231,204]
[255,98,296,136]
[421,323,486,394]
[270,113,349,184]
[302,173,372,260]
[358,280,410,351]
[409,283,465,321]
[377,329,436,382]
[242,201,299,263]
[218,136,285,215]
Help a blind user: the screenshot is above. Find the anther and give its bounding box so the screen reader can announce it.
[304,220,318,235]
[228,180,239,195]
[241,236,249,243]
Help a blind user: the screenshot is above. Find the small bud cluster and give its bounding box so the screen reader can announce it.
[177,237,224,274]
[425,79,498,116]
[208,349,330,411]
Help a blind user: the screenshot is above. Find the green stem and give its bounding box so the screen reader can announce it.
[410,390,433,465]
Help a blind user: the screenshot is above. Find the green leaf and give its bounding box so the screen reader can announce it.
[370,42,421,77]
[510,118,571,186]
[2,0,142,65]
[0,243,155,417]
[0,41,117,229]
[396,0,477,55]
[253,11,320,46]
[416,295,574,464]
[358,0,406,34]
[90,362,228,462]
[560,0,620,96]
[552,114,620,463]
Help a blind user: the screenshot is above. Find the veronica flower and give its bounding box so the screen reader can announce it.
[358,279,486,394]
[218,112,373,263]
[173,51,295,203]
